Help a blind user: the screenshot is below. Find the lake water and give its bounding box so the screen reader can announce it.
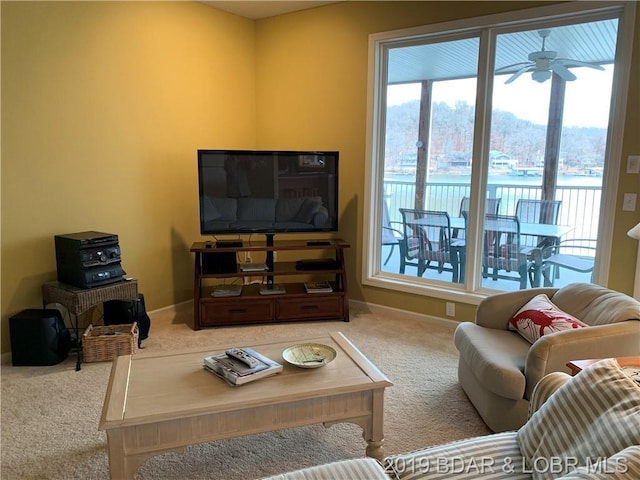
[385,171,603,187]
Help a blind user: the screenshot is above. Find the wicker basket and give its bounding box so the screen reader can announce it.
[82,323,138,363]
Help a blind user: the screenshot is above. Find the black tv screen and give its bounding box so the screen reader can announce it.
[198,150,339,236]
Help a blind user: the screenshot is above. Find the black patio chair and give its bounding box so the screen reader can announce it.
[515,199,562,250]
[382,201,403,266]
[540,238,596,286]
[454,196,501,239]
[482,214,540,289]
[399,208,459,281]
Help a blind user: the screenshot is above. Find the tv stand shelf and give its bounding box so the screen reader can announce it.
[190,239,350,329]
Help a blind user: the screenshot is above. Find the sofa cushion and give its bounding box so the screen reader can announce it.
[203,197,223,220]
[550,283,640,326]
[292,197,323,223]
[275,198,306,222]
[383,431,530,479]
[508,294,587,344]
[454,322,529,399]
[517,358,640,480]
[258,457,389,480]
[207,197,238,221]
[555,445,640,479]
[275,197,323,223]
[238,198,277,222]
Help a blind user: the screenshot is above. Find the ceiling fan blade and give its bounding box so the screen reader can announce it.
[555,58,605,71]
[504,65,532,84]
[495,61,532,73]
[500,28,604,86]
[550,62,577,81]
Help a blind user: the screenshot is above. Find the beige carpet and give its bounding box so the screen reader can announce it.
[1,302,491,479]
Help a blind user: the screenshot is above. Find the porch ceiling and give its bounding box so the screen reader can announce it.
[388,18,618,84]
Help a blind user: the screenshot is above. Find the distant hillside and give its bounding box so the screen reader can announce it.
[385,100,607,169]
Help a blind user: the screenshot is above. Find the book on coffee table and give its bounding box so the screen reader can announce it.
[203,347,283,386]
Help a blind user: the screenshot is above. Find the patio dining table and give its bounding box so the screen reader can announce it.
[407,216,574,286]
[448,217,574,286]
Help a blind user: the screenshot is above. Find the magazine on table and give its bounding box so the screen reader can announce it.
[304,281,333,293]
[203,347,282,386]
[259,284,286,295]
[212,284,242,297]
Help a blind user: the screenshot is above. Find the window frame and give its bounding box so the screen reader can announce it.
[362,1,636,304]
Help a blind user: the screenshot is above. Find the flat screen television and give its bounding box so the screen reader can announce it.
[198,149,339,237]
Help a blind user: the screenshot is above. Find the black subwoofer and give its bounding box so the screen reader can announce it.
[104,294,150,345]
[9,309,71,366]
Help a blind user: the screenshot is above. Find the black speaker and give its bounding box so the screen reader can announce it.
[9,309,71,366]
[104,294,150,344]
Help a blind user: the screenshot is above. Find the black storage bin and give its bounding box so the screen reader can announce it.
[104,294,150,344]
[9,309,71,366]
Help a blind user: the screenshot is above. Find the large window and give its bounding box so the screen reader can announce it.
[363,2,635,302]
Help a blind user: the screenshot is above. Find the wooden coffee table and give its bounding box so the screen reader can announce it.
[566,356,640,375]
[99,331,393,479]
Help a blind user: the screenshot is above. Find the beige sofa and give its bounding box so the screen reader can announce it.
[260,358,640,479]
[202,196,330,231]
[453,282,640,432]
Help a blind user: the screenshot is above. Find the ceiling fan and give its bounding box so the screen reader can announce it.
[496,29,604,84]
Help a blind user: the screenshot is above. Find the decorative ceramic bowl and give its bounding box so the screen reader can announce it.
[282,343,337,368]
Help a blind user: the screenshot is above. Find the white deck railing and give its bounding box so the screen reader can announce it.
[384,181,601,242]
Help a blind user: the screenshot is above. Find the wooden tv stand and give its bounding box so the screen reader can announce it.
[190,239,350,330]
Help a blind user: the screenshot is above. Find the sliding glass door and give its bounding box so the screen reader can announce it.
[364,2,633,299]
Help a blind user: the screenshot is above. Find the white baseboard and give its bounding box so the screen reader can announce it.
[147,299,193,317]
[349,299,460,330]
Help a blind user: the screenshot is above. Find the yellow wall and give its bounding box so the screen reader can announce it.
[1,1,638,354]
[1,1,256,353]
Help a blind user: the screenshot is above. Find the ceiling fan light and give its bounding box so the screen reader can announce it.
[532,69,552,83]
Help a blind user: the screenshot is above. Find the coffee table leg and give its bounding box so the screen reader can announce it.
[105,430,146,480]
[106,430,131,479]
[368,388,387,460]
[365,439,385,460]
[106,429,189,479]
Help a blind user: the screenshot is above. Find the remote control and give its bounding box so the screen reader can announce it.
[225,348,260,368]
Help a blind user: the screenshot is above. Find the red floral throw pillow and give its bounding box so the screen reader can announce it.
[509,294,587,344]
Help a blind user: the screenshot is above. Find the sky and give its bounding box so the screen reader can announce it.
[387,65,613,129]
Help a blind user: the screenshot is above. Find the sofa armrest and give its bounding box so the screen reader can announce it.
[475,287,558,330]
[383,431,522,479]
[527,371,571,420]
[311,206,329,228]
[258,458,389,480]
[523,320,640,399]
[555,445,640,479]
